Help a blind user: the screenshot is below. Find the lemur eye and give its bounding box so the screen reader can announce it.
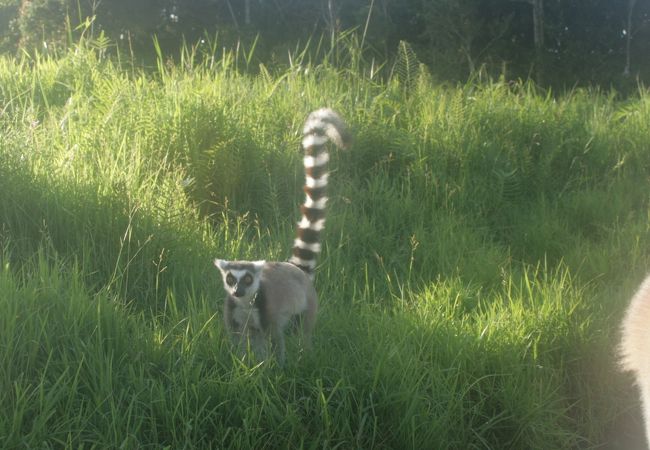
[242,274,253,285]
[226,274,236,287]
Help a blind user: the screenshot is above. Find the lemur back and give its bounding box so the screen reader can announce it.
[214,108,350,364]
[620,274,650,447]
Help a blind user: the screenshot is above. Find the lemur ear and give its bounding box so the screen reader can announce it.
[252,260,266,271]
[214,259,227,272]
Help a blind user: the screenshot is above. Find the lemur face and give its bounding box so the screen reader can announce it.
[214,259,265,300]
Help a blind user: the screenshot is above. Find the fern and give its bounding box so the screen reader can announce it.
[391,41,420,93]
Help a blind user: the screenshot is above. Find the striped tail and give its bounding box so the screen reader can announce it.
[288,108,351,278]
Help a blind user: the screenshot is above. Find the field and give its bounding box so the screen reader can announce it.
[0,40,649,448]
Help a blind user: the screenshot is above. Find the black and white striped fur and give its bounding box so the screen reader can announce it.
[215,108,350,364]
[289,108,351,277]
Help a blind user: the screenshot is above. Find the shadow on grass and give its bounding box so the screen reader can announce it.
[0,160,220,315]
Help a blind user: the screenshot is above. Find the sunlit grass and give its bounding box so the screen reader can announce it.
[0,40,648,448]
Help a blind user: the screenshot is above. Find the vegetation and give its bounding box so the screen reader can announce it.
[0,0,649,88]
[0,39,649,448]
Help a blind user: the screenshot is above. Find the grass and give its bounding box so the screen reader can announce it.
[0,39,649,448]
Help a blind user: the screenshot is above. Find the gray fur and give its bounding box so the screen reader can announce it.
[620,274,650,447]
[215,260,317,364]
[214,108,348,364]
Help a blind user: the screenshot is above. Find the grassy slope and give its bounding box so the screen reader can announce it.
[0,43,649,448]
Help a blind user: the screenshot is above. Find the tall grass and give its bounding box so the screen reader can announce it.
[0,40,649,448]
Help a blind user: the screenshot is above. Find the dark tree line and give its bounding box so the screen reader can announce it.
[1,0,649,88]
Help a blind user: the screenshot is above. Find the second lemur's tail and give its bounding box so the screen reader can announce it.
[288,108,351,278]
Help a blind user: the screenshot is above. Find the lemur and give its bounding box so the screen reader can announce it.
[620,274,650,448]
[214,108,350,364]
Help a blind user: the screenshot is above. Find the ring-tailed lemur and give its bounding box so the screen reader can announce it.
[215,108,350,364]
[620,274,650,447]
